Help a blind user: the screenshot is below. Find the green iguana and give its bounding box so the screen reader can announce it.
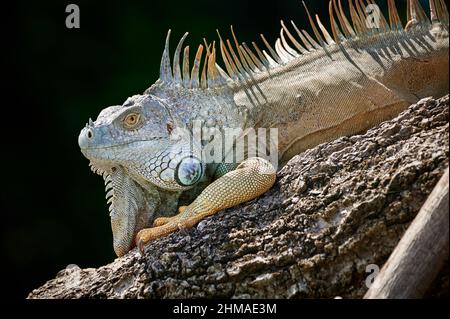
[78,0,449,257]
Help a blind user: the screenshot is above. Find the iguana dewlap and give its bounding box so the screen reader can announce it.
[78,0,449,257]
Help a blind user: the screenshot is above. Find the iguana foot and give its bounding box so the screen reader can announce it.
[136,221,185,254]
[136,205,214,254]
[136,157,276,254]
[152,206,187,226]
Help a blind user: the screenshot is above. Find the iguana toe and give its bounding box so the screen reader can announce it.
[153,216,172,227]
[178,206,187,214]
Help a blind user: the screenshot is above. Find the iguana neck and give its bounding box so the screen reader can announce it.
[146,81,247,131]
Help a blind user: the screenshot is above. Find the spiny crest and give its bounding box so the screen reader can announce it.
[159,30,228,89]
[158,0,448,90]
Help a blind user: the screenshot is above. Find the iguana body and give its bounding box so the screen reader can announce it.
[78,0,449,256]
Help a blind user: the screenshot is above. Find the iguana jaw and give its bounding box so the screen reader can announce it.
[80,133,200,256]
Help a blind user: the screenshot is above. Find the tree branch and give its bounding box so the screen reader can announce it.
[364,167,449,298]
[29,96,449,299]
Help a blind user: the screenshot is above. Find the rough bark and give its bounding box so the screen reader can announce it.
[28,95,449,299]
[364,168,449,298]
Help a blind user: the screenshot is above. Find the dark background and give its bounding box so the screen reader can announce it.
[5,0,412,298]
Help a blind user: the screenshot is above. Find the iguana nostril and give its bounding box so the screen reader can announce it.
[87,129,93,139]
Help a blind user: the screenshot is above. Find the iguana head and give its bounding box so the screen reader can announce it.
[78,93,206,256]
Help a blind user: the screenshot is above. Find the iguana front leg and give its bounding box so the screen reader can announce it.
[135,157,276,251]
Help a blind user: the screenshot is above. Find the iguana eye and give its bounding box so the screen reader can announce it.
[123,113,141,128]
[175,156,203,187]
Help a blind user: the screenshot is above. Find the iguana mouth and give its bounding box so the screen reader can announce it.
[82,140,160,151]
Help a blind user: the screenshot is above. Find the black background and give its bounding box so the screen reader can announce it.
[4,0,411,299]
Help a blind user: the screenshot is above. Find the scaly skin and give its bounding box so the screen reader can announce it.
[79,0,449,256]
[136,157,276,252]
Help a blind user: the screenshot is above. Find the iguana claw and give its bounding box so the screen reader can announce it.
[137,237,146,256]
